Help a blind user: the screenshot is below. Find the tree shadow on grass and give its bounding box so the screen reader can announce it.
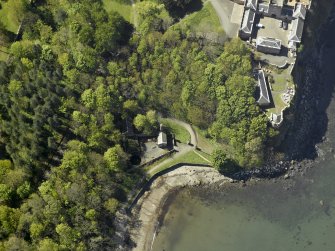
[163,0,203,19]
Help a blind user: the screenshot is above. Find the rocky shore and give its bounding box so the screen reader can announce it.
[114,1,335,250]
[232,0,335,181]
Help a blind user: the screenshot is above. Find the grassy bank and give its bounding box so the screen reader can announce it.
[159,118,191,144]
[146,150,211,177]
[103,0,133,22]
[174,2,224,37]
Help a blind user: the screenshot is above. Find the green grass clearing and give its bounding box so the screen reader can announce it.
[193,126,233,156]
[0,46,9,61]
[159,118,190,144]
[194,150,213,163]
[143,154,171,172]
[174,2,224,35]
[0,0,24,33]
[147,150,211,177]
[267,93,287,115]
[266,68,295,116]
[103,0,133,23]
[193,126,218,154]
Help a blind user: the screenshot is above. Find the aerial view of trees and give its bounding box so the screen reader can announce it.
[0,0,271,249]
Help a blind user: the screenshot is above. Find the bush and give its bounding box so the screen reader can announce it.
[212,149,238,175]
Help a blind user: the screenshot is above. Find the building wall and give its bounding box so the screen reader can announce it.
[256,45,281,54]
[231,0,245,5]
[239,30,252,40]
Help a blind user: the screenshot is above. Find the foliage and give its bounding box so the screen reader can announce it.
[133,110,159,135]
[212,149,237,175]
[0,0,271,249]
[0,0,28,33]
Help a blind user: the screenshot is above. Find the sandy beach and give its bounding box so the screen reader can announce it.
[128,166,233,251]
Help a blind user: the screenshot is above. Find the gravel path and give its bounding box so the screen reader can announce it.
[166,118,198,146]
[147,118,200,175]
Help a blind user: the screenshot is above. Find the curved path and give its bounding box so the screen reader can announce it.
[167,118,198,146]
[147,118,199,175]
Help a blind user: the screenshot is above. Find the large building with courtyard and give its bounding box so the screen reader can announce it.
[238,0,308,55]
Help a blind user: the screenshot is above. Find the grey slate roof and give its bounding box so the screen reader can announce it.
[293,3,306,20]
[240,9,255,34]
[245,0,258,11]
[257,70,271,106]
[289,17,304,43]
[256,37,282,50]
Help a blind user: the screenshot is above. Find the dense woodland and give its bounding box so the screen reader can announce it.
[0,0,272,249]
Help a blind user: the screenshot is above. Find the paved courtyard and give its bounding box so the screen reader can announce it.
[141,141,168,164]
[255,16,291,47]
[231,3,244,24]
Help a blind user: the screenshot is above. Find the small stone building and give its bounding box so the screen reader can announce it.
[157,132,167,148]
[257,70,271,106]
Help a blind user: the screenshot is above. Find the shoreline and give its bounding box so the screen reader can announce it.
[118,1,335,250]
[128,166,233,251]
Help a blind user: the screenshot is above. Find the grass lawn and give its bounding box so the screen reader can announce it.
[159,118,191,144]
[0,0,21,33]
[271,76,286,91]
[194,126,217,154]
[147,150,211,177]
[0,46,9,61]
[103,0,133,23]
[195,150,213,163]
[193,126,234,157]
[267,93,287,115]
[176,2,224,35]
[266,68,295,115]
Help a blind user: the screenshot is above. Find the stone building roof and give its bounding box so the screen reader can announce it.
[289,17,304,43]
[256,36,282,50]
[293,3,306,20]
[240,9,256,35]
[257,70,271,106]
[245,0,258,11]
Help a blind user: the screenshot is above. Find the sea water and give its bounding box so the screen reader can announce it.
[152,8,335,251]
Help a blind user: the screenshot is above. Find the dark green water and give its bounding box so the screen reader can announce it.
[152,9,335,251]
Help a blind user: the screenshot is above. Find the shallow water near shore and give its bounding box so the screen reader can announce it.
[152,7,335,251]
[153,153,335,251]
